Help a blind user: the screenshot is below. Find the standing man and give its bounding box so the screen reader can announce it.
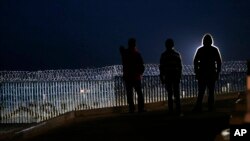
[0,83,1,121]
[160,38,183,115]
[193,33,222,112]
[120,38,146,113]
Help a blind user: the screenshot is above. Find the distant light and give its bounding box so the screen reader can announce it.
[80,89,84,93]
[80,89,90,94]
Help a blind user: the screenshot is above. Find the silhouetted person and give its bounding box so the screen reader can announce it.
[120,38,145,113]
[0,83,1,121]
[159,38,182,115]
[193,33,222,112]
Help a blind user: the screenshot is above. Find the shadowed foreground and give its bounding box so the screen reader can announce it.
[32,111,229,141]
[7,99,232,141]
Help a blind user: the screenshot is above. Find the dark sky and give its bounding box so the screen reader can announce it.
[0,0,250,71]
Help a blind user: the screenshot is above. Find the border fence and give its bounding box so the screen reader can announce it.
[0,61,247,123]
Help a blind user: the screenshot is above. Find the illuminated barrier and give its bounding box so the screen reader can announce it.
[0,61,248,123]
[0,80,116,123]
[0,61,247,82]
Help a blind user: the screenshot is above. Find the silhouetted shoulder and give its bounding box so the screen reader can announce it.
[212,46,220,51]
[174,50,181,56]
[171,49,181,58]
[195,46,203,52]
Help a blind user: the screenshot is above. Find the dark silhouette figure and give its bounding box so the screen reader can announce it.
[0,83,1,121]
[120,38,145,113]
[159,38,182,115]
[193,33,222,112]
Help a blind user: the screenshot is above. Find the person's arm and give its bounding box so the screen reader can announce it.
[159,54,165,84]
[193,48,200,79]
[138,53,145,75]
[215,48,222,73]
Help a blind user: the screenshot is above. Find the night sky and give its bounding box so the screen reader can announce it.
[0,0,250,71]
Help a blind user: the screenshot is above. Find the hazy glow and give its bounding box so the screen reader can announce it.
[80,89,90,94]
[80,89,84,93]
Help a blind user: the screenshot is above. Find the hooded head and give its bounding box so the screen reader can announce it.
[202,33,213,46]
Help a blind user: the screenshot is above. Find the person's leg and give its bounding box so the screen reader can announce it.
[166,82,174,113]
[125,81,135,113]
[173,80,181,114]
[193,79,206,112]
[134,80,145,112]
[208,80,216,111]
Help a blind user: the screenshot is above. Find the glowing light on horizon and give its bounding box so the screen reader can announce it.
[80,89,90,94]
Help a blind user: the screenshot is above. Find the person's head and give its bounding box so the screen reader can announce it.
[165,38,174,50]
[128,38,136,50]
[202,33,213,46]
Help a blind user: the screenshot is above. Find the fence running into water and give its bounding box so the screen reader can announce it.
[0,61,247,123]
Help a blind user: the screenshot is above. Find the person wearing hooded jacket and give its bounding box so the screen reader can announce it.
[192,33,222,112]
